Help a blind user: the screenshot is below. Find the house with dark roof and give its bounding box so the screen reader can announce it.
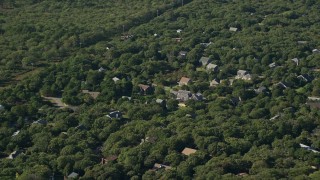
[230,97,241,106]
[107,111,122,119]
[32,119,47,125]
[297,74,312,82]
[178,77,191,86]
[192,93,204,101]
[199,57,212,66]
[275,82,289,89]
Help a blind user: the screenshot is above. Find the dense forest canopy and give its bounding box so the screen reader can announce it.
[0,0,320,179]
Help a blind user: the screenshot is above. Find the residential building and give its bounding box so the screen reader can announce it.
[178,77,191,86]
[181,147,197,156]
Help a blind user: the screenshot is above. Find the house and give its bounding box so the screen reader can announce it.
[181,147,197,156]
[173,38,182,42]
[178,77,191,86]
[0,104,4,111]
[138,84,152,94]
[140,136,157,145]
[269,114,280,121]
[179,51,187,58]
[210,79,220,87]
[269,62,276,68]
[307,101,320,110]
[152,163,172,171]
[254,86,267,94]
[237,173,249,177]
[192,93,204,101]
[101,155,118,165]
[112,77,120,82]
[171,90,203,102]
[75,124,86,130]
[176,29,182,33]
[299,143,319,153]
[291,58,299,65]
[297,74,312,82]
[275,82,289,89]
[156,99,166,106]
[229,27,238,32]
[237,70,248,77]
[121,34,134,40]
[312,49,320,54]
[67,172,79,179]
[7,150,20,159]
[308,97,320,101]
[200,42,212,47]
[32,119,47,125]
[98,67,105,72]
[297,41,307,44]
[199,57,211,66]
[12,130,20,137]
[172,90,192,101]
[82,90,100,99]
[235,70,252,81]
[230,97,241,106]
[107,111,122,119]
[206,63,218,72]
[122,96,132,100]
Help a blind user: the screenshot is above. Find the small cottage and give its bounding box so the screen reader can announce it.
[181,147,197,156]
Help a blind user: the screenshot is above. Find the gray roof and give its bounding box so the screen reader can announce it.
[68,172,79,178]
[199,57,211,66]
[206,63,218,70]
[32,119,47,125]
[237,70,248,76]
[179,51,187,56]
[269,62,276,68]
[229,27,238,32]
[312,49,320,54]
[176,90,192,101]
[156,99,165,104]
[254,86,267,94]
